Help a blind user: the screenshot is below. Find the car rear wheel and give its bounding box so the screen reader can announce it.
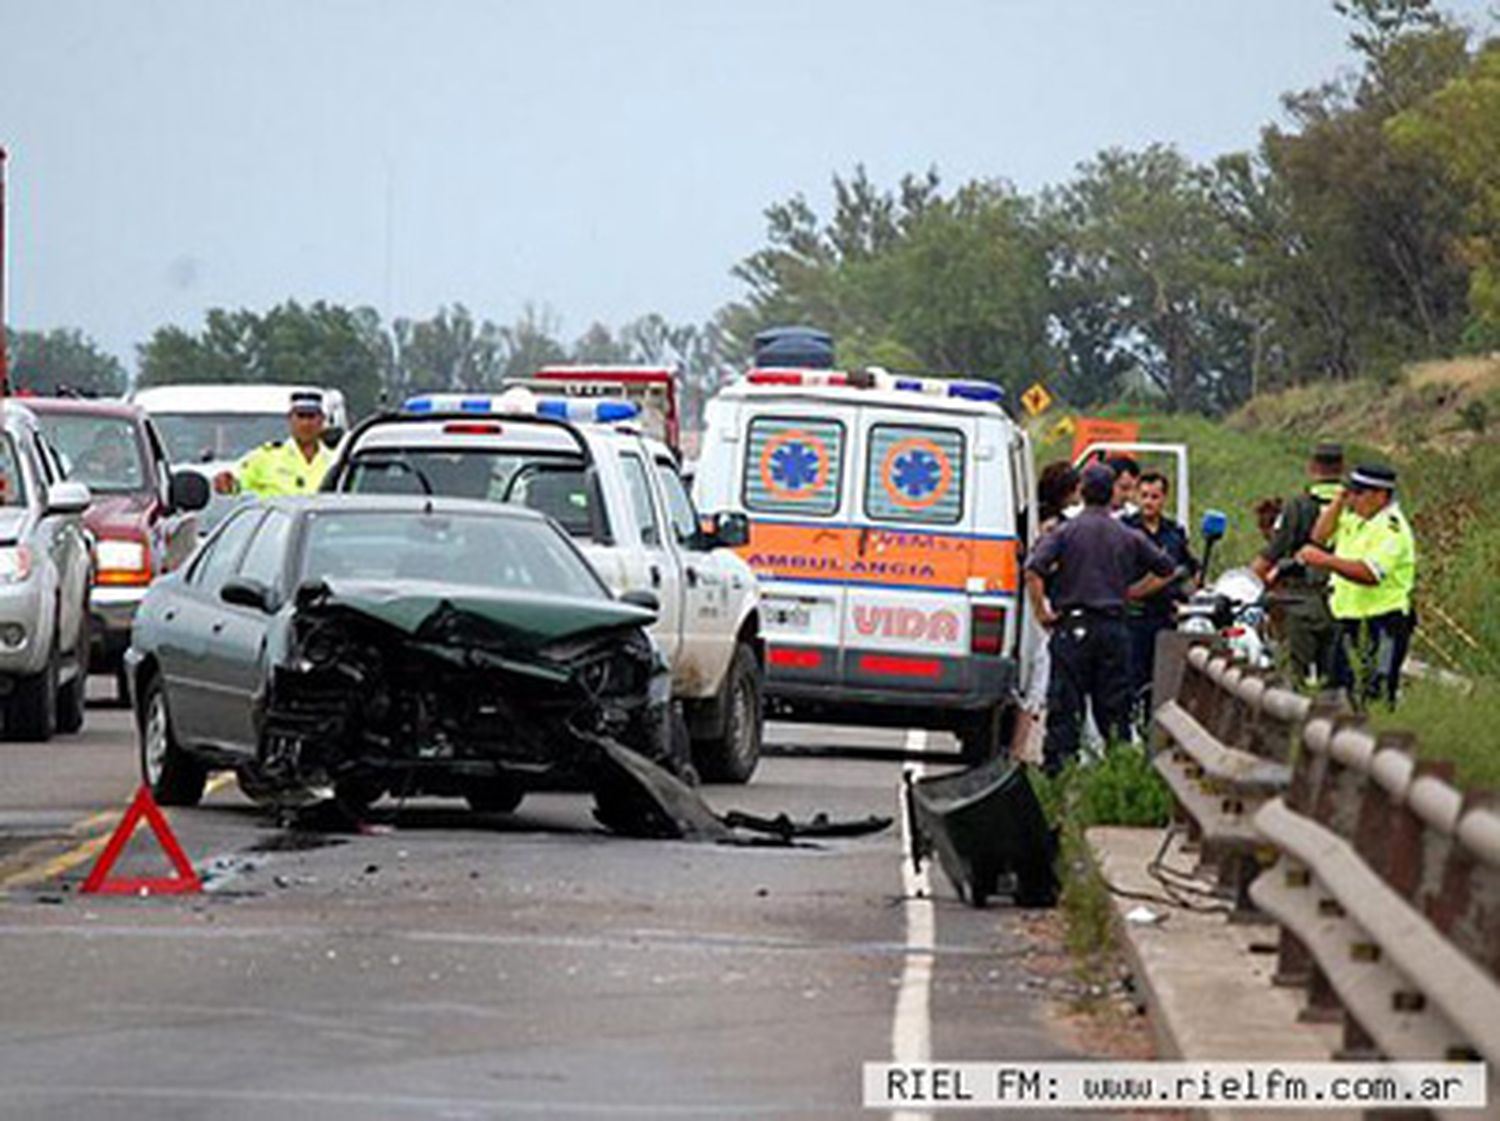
[55,616,89,735]
[464,778,526,815]
[139,673,208,806]
[7,645,58,743]
[692,643,762,784]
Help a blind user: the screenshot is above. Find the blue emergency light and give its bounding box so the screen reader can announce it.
[401,394,642,424]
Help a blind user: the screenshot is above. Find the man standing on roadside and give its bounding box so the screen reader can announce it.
[1296,464,1417,708]
[1107,455,1141,517]
[1123,471,1198,717]
[1024,464,1177,776]
[1251,442,1345,685]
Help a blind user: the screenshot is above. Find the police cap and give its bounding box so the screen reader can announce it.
[1347,464,1397,492]
[1311,441,1344,467]
[289,390,325,416]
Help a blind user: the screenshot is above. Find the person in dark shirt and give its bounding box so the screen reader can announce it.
[1123,471,1199,719]
[1024,464,1177,775]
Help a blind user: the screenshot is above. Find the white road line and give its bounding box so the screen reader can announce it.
[892,728,934,1121]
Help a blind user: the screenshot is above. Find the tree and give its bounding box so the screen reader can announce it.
[5,328,127,396]
[390,304,505,397]
[1046,146,1254,413]
[1388,39,1500,349]
[137,301,387,417]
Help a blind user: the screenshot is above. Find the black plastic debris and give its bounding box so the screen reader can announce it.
[721,810,893,841]
[906,756,1058,908]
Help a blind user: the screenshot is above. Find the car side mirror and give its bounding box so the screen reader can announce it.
[221,576,276,613]
[620,589,660,615]
[169,470,211,512]
[699,511,749,550]
[46,481,91,515]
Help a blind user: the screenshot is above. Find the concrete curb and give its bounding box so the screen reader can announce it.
[1087,825,1357,1121]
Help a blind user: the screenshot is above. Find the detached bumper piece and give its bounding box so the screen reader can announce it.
[906,757,1058,908]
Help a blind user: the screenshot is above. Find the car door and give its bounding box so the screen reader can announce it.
[30,433,90,659]
[159,508,264,744]
[616,447,683,665]
[200,508,292,754]
[653,455,730,695]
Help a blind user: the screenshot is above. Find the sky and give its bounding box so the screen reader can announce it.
[2,0,1495,372]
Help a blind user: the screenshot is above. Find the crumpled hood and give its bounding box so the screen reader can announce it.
[303,578,656,647]
[84,491,154,538]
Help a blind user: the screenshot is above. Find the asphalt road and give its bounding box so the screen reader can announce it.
[0,690,1093,1121]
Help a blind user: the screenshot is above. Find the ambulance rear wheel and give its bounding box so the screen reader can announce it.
[959,703,1012,765]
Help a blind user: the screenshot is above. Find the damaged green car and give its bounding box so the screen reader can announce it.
[124,495,694,831]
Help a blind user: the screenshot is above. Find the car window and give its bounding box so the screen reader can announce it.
[34,414,148,493]
[154,412,286,463]
[0,435,27,507]
[30,435,57,486]
[654,459,698,545]
[744,416,844,517]
[143,419,174,497]
[299,510,606,599]
[237,510,293,590]
[188,508,265,590]
[864,423,965,526]
[619,452,661,548]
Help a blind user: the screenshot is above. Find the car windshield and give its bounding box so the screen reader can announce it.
[0,435,26,507]
[299,509,606,600]
[343,450,596,537]
[154,412,287,463]
[34,414,147,494]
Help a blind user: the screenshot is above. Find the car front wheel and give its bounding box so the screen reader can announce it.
[692,643,762,784]
[6,644,58,743]
[139,673,208,806]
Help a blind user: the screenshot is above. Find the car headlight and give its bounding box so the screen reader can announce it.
[0,545,33,584]
[95,538,151,585]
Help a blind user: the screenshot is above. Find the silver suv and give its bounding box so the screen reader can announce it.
[0,403,93,740]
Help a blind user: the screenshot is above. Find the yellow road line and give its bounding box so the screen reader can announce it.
[0,772,238,891]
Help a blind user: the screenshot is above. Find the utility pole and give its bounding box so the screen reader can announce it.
[0,146,8,399]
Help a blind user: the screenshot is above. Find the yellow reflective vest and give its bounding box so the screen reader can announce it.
[235,439,331,498]
[1328,503,1417,619]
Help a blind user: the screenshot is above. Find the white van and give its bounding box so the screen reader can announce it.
[693,368,1035,760]
[129,384,350,530]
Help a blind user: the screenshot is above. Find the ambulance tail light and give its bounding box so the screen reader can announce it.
[971,605,1006,656]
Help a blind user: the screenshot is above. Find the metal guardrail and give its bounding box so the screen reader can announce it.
[1150,639,1306,917]
[1151,637,1500,1115]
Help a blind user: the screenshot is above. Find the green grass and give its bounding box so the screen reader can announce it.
[1368,676,1500,790]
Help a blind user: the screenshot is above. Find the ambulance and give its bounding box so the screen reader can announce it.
[693,367,1035,760]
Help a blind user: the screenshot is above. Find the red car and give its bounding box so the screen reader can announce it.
[27,398,208,698]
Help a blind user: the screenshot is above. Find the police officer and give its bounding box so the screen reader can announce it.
[1025,464,1178,775]
[1251,441,1344,685]
[217,391,332,498]
[1123,470,1199,717]
[1296,464,1416,708]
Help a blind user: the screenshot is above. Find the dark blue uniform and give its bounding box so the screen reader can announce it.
[1122,513,1198,715]
[1026,508,1176,775]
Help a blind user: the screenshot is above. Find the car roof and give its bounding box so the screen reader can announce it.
[1,400,42,435]
[130,384,345,414]
[21,396,144,421]
[347,411,671,459]
[256,493,554,524]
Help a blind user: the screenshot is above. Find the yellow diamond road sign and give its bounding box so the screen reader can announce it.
[1021,382,1053,417]
[1051,415,1077,438]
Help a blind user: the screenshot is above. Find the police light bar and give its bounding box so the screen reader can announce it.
[402,393,642,424]
[744,368,1003,404]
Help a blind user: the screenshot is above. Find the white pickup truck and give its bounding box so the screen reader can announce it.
[321,393,766,782]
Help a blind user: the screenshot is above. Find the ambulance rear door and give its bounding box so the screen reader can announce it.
[736,402,854,693]
[840,402,980,697]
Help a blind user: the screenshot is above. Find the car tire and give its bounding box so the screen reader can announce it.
[464,778,526,815]
[138,672,208,807]
[7,645,58,743]
[959,702,1012,765]
[56,616,89,735]
[692,643,762,784]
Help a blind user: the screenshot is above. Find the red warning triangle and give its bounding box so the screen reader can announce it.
[81,785,202,896]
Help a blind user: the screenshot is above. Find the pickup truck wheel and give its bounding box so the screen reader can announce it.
[7,646,58,742]
[693,644,762,784]
[465,778,526,815]
[139,673,208,807]
[56,616,89,735]
[959,703,1012,765]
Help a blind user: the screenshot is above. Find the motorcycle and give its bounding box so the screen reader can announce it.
[1175,510,1274,668]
